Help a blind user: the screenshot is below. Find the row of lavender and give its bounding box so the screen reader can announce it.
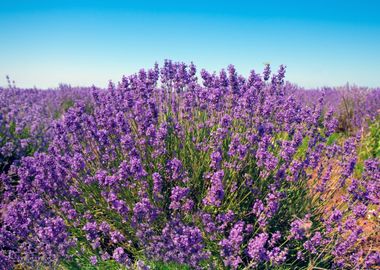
[292,86,380,133]
[0,85,92,173]
[0,62,379,269]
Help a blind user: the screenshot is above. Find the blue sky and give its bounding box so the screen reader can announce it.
[1,0,379,88]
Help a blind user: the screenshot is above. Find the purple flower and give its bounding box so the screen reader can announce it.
[168,158,183,181]
[329,209,343,224]
[303,232,324,254]
[112,247,130,265]
[169,186,193,212]
[90,256,98,265]
[83,221,98,241]
[220,114,232,129]
[152,172,163,199]
[110,230,125,244]
[353,203,367,218]
[219,221,245,269]
[365,251,380,269]
[263,64,271,81]
[203,170,225,207]
[147,220,209,268]
[133,198,158,224]
[268,247,288,265]
[210,150,222,170]
[252,200,264,217]
[247,233,269,266]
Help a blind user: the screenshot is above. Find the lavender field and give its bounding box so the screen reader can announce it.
[0,61,379,269]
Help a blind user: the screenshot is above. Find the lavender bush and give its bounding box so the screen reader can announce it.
[0,61,379,269]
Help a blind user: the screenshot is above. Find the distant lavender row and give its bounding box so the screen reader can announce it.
[0,62,379,269]
[0,85,92,172]
[291,86,380,132]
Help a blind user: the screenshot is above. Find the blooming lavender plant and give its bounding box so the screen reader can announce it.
[0,61,379,269]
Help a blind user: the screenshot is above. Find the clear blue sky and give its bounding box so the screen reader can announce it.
[1,0,379,89]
